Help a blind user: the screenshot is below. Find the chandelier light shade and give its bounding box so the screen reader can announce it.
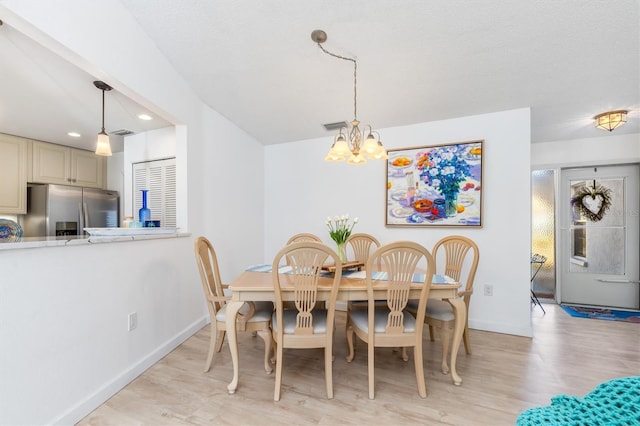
[94,80,113,156]
[594,110,627,132]
[311,29,387,165]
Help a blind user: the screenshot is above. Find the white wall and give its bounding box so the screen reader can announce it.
[0,237,202,425]
[265,108,533,338]
[200,108,266,281]
[0,2,265,425]
[532,133,640,168]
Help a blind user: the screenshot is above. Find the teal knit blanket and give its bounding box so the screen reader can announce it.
[516,376,640,425]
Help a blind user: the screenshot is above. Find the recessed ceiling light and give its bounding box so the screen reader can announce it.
[68,132,81,137]
[138,114,153,121]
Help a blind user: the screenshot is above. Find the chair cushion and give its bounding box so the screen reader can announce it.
[425,299,455,321]
[272,309,327,334]
[349,308,416,333]
[215,301,273,322]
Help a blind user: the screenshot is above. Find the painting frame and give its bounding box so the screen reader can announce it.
[385,139,484,228]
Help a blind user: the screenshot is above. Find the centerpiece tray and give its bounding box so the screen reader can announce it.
[321,260,365,273]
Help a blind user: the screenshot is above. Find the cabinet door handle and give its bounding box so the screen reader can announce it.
[597,279,640,284]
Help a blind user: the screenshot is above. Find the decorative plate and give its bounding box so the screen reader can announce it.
[0,219,23,242]
[390,190,408,201]
[389,155,413,169]
[458,195,475,207]
[390,207,414,218]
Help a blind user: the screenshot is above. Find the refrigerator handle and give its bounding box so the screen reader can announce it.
[78,202,84,234]
[83,202,89,232]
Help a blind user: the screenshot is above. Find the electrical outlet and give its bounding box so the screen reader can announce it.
[483,284,493,296]
[128,312,138,331]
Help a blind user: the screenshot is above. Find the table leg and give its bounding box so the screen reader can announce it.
[225,300,244,394]
[448,298,466,386]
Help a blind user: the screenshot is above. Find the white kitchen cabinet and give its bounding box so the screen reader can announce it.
[31,141,105,188]
[0,133,28,214]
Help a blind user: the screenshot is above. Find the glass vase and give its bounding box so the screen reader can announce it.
[139,189,151,224]
[336,241,347,263]
[445,192,458,217]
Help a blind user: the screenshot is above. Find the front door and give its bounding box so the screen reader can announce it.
[559,164,640,309]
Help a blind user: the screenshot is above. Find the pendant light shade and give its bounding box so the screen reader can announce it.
[94,80,113,156]
[95,131,111,156]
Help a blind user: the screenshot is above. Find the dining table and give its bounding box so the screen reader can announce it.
[225,266,467,394]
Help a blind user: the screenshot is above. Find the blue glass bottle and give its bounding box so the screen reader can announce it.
[139,189,151,225]
[434,198,445,217]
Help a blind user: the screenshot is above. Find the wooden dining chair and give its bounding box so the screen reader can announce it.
[284,233,325,309]
[271,241,342,401]
[194,236,273,375]
[345,241,435,399]
[345,233,382,312]
[286,233,322,245]
[409,235,479,375]
[346,233,381,264]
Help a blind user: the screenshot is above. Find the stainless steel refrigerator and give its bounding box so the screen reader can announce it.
[21,184,119,237]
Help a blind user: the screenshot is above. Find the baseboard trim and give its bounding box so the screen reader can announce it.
[52,316,208,425]
[468,319,533,338]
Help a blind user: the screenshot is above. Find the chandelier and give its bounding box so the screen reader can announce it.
[311,30,387,165]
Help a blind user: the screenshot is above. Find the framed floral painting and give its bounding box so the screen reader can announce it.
[385,140,483,227]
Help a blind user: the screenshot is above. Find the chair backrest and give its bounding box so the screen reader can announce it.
[432,235,479,301]
[365,241,434,334]
[194,236,226,316]
[286,233,322,245]
[346,233,381,264]
[272,241,342,335]
[285,233,323,266]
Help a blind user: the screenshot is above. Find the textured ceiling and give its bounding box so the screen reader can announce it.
[1,0,638,152]
[118,0,639,145]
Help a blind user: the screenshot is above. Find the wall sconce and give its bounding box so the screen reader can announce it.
[594,110,627,132]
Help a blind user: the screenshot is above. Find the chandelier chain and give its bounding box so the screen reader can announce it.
[316,42,357,120]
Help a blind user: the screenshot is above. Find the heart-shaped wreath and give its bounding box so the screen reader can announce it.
[570,182,612,222]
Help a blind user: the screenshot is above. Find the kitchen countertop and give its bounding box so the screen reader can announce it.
[0,232,191,251]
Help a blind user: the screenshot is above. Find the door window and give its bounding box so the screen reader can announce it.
[568,178,625,275]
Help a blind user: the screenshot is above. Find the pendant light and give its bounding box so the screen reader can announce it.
[311,30,387,165]
[94,80,113,156]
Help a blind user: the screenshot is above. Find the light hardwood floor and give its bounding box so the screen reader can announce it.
[78,303,640,425]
